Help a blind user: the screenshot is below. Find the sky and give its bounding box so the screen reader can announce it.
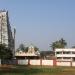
[0,0,75,51]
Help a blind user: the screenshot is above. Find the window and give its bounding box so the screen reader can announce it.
[63,51,71,54]
[56,52,62,54]
[72,52,75,54]
[57,57,62,59]
[63,57,71,59]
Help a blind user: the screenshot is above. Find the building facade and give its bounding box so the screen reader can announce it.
[15,44,40,59]
[55,48,75,61]
[0,10,14,50]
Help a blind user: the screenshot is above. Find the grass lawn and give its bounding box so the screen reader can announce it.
[0,65,75,75]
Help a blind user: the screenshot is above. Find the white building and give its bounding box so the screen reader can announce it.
[15,44,40,59]
[55,48,75,61]
[28,44,35,53]
[0,10,14,50]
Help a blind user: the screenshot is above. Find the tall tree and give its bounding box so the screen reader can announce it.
[50,38,67,51]
[24,47,28,52]
[59,38,67,48]
[18,44,25,51]
[50,42,56,51]
[17,44,39,52]
[34,46,39,52]
[0,44,13,59]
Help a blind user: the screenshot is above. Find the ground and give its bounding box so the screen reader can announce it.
[0,65,75,75]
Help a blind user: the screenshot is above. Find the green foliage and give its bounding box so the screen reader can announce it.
[24,47,28,52]
[50,38,67,51]
[18,44,25,51]
[17,44,28,52]
[0,44,13,59]
[17,44,39,52]
[34,46,39,52]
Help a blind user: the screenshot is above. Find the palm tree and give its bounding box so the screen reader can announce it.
[50,42,56,51]
[59,38,67,48]
[50,38,67,51]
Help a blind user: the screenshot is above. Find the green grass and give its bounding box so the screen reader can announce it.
[0,65,75,75]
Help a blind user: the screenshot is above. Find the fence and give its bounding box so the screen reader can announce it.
[42,60,53,66]
[18,60,28,65]
[17,59,54,66]
[1,59,17,65]
[1,59,75,67]
[17,59,75,67]
[72,62,75,66]
[56,61,71,66]
[30,60,40,65]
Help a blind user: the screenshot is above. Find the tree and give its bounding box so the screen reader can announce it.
[50,38,67,51]
[18,44,25,51]
[34,46,39,52]
[50,42,57,51]
[24,47,28,52]
[17,44,39,52]
[59,38,67,48]
[0,44,13,59]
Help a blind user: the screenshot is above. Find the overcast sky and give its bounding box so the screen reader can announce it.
[0,0,75,51]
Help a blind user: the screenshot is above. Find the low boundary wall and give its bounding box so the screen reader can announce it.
[17,59,54,66]
[1,59,75,67]
[72,62,75,66]
[18,60,28,65]
[42,60,53,66]
[30,60,40,65]
[56,61,71,66]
